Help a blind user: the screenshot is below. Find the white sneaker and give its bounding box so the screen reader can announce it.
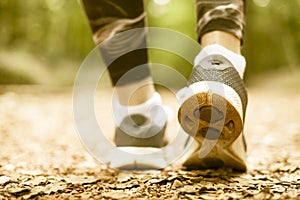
[177,44,248,171]
[112,92,168,169]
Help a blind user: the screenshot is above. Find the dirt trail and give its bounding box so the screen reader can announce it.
[0,83,299,199]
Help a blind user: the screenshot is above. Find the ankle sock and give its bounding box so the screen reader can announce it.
[194,44,246,78]
[112,92,167,138]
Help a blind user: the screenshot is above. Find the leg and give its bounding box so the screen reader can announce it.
[201,31,241,54]
[178,0,248,171]
[82,0,154,106]
[195,0,245,52]
[194,0,247,115]
[81,0,168,169]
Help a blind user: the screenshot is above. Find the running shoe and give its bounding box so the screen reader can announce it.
[111,92,168,169]
[177,44,248,171]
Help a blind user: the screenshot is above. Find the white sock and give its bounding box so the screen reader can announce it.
[194,44,246,78]
[112,92,167,138]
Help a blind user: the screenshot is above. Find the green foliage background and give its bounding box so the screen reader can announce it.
[0,0,299,85]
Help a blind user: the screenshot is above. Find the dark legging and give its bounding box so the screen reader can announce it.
[82,0,245,86]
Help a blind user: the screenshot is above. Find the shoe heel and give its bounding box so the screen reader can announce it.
[178,92,243,147]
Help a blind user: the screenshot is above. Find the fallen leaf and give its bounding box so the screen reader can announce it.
[23,176,47,186]
[271,185,286,193]
[0,176,12,185]
[171,179,183,189]
[44,183,67,194]
[102,191,130,199]
[179,185,198,194]
[63,176,98,185]
[117,172,132,183]
[8,187,31,197]
[22,186,45,199]
[147,178,167,185]
[109,180,139,190]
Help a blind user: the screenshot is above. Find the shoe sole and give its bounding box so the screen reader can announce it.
[109,147,168,170]
[178,91,246,171]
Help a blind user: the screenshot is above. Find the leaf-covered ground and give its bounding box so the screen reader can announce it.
[0,80,299,199]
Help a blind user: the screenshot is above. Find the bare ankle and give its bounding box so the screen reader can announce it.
[115,77,155,106]
[201,31,241,54]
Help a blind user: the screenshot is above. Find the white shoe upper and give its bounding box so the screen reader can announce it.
[113,92,167,138]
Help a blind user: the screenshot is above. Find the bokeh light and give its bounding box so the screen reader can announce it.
[154,0,171,6]
[253,0,271,7]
